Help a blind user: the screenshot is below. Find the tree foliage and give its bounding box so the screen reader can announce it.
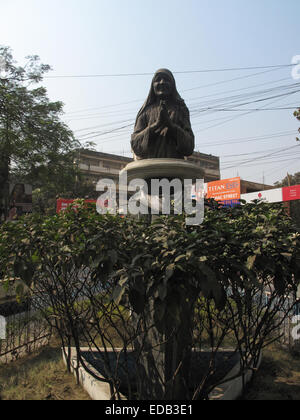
[0,46,80,217]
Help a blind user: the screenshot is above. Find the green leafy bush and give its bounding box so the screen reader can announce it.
[0,200,299,399]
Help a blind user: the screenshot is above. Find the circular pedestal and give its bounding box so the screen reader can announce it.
[120,158,205,182]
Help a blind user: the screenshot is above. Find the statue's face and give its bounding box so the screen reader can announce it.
[153,73,173,99]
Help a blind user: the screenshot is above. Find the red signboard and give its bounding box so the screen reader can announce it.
[282,185,300,202]
[56,199,97,213]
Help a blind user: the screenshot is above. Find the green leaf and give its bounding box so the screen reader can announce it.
[246,255,256,270]
[31,252,40,264]
[281,252,292,261]
[174,255,186,263]
[61,245,72,253]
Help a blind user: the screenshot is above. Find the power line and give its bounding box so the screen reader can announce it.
[66,108,137,122]
[45,64,295,79]
[265,160,300,178]
[194,90,300,134]
[64,72,290,120]
[71,85,299,136]
[222,150,300,165]
[75,118,133,137]
[221,144,300,170]
[66,72,292,119]
[220,144,299,158]
[65,99,142,116]
[184,69,290,97]
[197,106,299,112]
[67,83,298,124]
[190,82,300,114]
[222,156,300,171]
[185,76,291,101]
[77,122,134,141]
[71,82,299,147]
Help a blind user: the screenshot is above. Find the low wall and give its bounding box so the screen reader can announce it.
[62,347,262,401]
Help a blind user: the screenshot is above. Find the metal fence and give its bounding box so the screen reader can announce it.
[277,300,300,349]
[0,298,52,364]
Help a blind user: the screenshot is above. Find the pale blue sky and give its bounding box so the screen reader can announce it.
[1,0,300,185]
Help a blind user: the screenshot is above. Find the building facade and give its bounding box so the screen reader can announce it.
[77,149,132,186]
[78,149,221,184]
[240,180,274,194]
[186,152,220,183]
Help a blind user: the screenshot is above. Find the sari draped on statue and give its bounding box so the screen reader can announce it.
[131,69,195,160]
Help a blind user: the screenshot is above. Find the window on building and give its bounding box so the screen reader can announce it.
[82,158,100,167]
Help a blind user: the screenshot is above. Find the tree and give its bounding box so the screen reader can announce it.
[275,172,300,188]
[0,46,80,218]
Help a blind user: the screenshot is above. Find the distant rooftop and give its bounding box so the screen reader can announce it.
[79,148,220,162]
[192,151,220,161]
[78,148,133,163]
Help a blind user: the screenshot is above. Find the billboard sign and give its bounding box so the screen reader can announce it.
[282,185,300,202]
[241,188,283,204]
[206,177,241,205]
[242,185,300,204]
[56,199,109,214]
[56,199,98,213]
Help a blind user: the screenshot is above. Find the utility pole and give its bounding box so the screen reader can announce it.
[287,172,291,217]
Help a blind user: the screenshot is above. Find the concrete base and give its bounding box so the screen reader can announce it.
[209,352,263,400]
[62,347,262,401]
[61,347,126,401]
[120,158,204,182]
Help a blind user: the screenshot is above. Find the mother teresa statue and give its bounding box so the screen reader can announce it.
[131,69,195,160]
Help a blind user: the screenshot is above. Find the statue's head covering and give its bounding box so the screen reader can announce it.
[135,69,185,122]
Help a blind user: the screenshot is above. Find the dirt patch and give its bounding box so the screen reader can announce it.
[0,342,91,400]
[242,345,300,400]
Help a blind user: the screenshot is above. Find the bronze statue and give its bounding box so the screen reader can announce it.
[131,69,195,160]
